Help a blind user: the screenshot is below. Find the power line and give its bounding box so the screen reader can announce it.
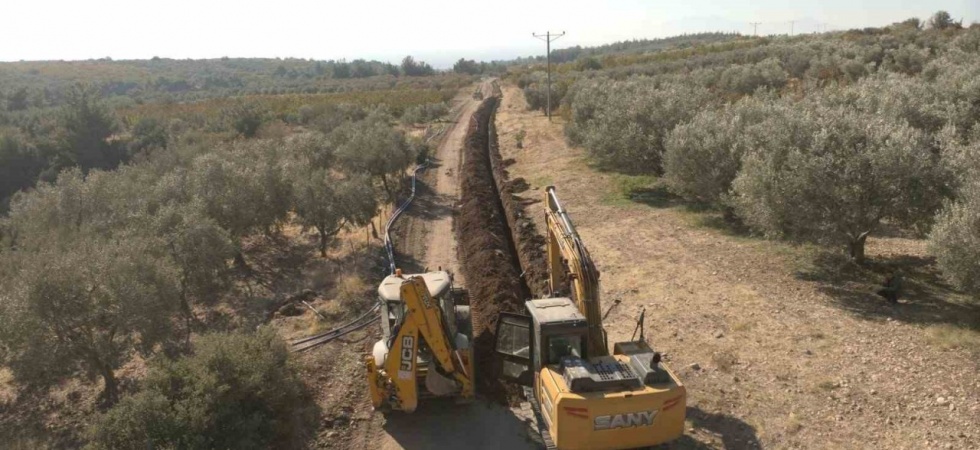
[532,31,565,121]
[749,22,762,36]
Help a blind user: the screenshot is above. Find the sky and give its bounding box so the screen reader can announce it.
[2,0,977,68]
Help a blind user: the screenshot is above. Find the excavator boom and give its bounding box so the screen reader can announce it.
[544,186,606,357]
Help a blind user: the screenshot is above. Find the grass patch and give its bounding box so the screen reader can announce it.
[304,274,373,335]
[528,175,555,189]
[925,324,980,353]
[601,173,664,207]
[711,350,738,373]
[816,380,840,391]
[785,412,803,435]
[732,320,756,333]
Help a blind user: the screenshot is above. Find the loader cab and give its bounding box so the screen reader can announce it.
[495,297,590,385]
[377,271,455,339]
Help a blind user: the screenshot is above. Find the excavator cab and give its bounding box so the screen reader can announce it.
[496,298,590,386]
[495,298,686,449]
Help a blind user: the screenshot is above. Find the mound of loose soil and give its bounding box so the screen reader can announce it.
[487,111,549,297]
[456,97,528,402]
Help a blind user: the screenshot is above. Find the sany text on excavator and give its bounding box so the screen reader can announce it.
[493,186,686,450]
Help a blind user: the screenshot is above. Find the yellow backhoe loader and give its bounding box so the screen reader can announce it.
[365,270,475,412]
[493,186,686,450]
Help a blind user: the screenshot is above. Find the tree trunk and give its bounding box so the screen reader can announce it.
[233,250,249,270]
[98,363,119,407]
[318,228,328,258]
[380,174,392,202]
[179,293,195,347]
[848,233,869,264]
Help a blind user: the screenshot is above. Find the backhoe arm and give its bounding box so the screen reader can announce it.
[399,277,473,395]
[366,276,473,413]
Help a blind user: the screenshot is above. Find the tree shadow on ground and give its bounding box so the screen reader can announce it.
[618,182,751,237]
[389,246,426,275]
[401,181,454,222]
[796,250,980,330]
[244,233,315,291]
[0,386,87,449]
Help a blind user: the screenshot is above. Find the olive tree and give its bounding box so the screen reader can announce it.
[223,101,266,138]
[288,131,335,169]
[715,58,788,96]
[731,106,944,263]
[663,96,782,206]
[148,202,235,332]
[292,167,377,257]
[188,141,292,252]
[0,239,181,405]
[566,78,711,173]
[929,180,980,297]
[60,84,124,171]
[332,114,414,200]
[88,328,317,450]
[929,10,960,30]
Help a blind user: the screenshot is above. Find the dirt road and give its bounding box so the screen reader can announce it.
[407,85,481,280]
[361,81,538,450]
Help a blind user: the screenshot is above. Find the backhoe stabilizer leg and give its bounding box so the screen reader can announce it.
[364,355,385,410]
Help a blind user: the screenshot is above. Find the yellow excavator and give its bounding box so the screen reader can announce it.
[364,270,475,412]
[493,186,686,449]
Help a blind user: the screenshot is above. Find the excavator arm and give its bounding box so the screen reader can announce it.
[544,186,607,357]
[366,276,473,412]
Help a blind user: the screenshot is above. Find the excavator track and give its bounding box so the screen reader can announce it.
[523,386,557,450]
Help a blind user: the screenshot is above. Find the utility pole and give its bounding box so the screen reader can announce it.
[749,22,761,36]
[789,20,796,36]
[532,31,565,121]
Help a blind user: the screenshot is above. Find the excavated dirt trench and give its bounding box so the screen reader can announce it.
[456,88,548,402]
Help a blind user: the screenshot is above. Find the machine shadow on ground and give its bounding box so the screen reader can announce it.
[673,406,761,449]
[381,397,538,450]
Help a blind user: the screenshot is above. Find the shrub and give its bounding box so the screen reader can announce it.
[663,96,780,205]
[401,102,449,124]
[929,180,980,297]
[716,58,788,95]
[882,44,930,75]
[127,116,169,156]
[223,101,266,138]
[88,328,317,450]
[566,78,711,173]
